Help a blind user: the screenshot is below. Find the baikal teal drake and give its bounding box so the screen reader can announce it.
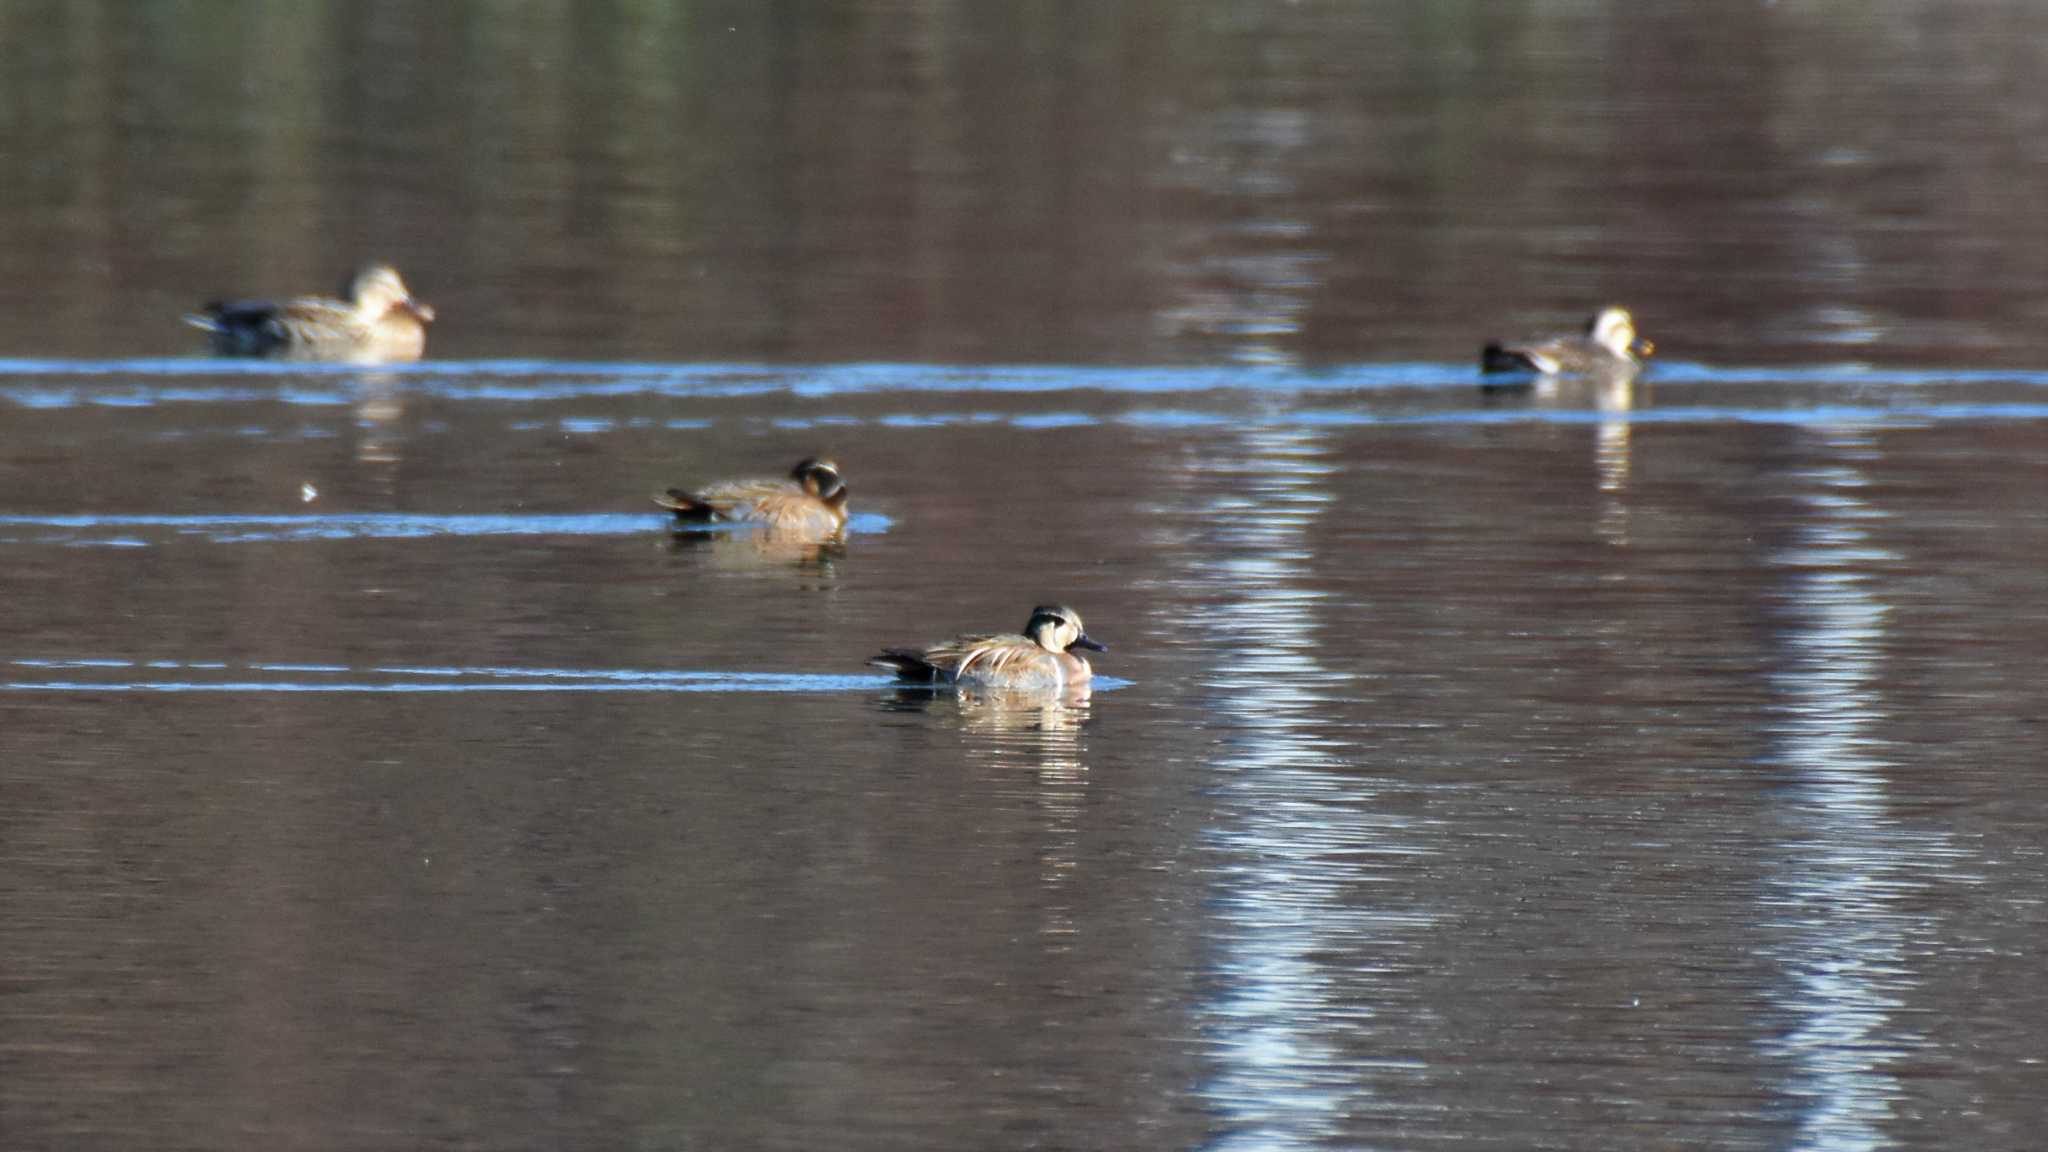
[1482,306,1653,377]
[872,605,1107,691]
[186,265,435,362]
[654,457,849,538]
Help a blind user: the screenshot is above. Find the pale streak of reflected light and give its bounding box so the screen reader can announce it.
[1761,426,1960,1152]
[1154,104,1323,368]
[1170,427,1432,1152]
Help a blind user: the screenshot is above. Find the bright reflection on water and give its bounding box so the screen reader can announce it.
[1175,427,1432,1149]
[1761,428,1961,1151]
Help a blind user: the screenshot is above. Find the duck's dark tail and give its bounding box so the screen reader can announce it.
[652,489,716,521]
[185,300,293,356]
[869,650,944,681]
[1481,342,1540,374]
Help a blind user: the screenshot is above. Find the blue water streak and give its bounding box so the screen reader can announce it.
[2,657,1132,695]
[0,677,890,694]
[6,358,2047,403]
[0,511,890,545]
[0,512,657,541]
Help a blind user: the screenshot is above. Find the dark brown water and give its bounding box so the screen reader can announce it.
[4,4,2048,1150]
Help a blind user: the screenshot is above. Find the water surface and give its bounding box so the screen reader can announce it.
[3,4,2046,1151]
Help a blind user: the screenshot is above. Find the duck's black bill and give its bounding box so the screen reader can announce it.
[1072,635,1108,653]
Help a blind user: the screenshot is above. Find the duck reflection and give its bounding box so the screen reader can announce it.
[1483,363,1646,547]
[879,682,1093,946]
[662,525,846,574]
[1594,413,1633,547]
[879,680,1093,736]
[351,372,407,497]
[1480,359,1645,413]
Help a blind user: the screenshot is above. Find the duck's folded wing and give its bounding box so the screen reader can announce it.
[949,635,1047,680]
[272,296,369,341]
[871,633,1027,680]
[656,479,797,522]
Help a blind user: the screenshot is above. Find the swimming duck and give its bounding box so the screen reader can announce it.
[186,265,435,362]
[654,457,848,536]
[1482,307,1652,376]
[872,604,1107,691]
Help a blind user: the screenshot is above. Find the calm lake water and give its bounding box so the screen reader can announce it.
[4,4,2048,1150]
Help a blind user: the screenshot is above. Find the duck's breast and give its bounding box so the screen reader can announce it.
[749,491,843,535]
[366,314,429,362]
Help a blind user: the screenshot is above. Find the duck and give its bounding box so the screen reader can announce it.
[653,457,848,537]
[872,604,1107,691]
[1481,306,1652,376]
[186,264,435,362]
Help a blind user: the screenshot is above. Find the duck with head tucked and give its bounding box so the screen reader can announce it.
[654,456,848,538]
[186,264,435,362]
[872,604,1107,691]
[1482,306,1652,377]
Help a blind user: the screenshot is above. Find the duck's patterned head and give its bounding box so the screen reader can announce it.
[1586,307,1638,356]
[791,457,846,502]
[348,265,434,323]
[1586,306,1653,359]
[1026,604,1106,655]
